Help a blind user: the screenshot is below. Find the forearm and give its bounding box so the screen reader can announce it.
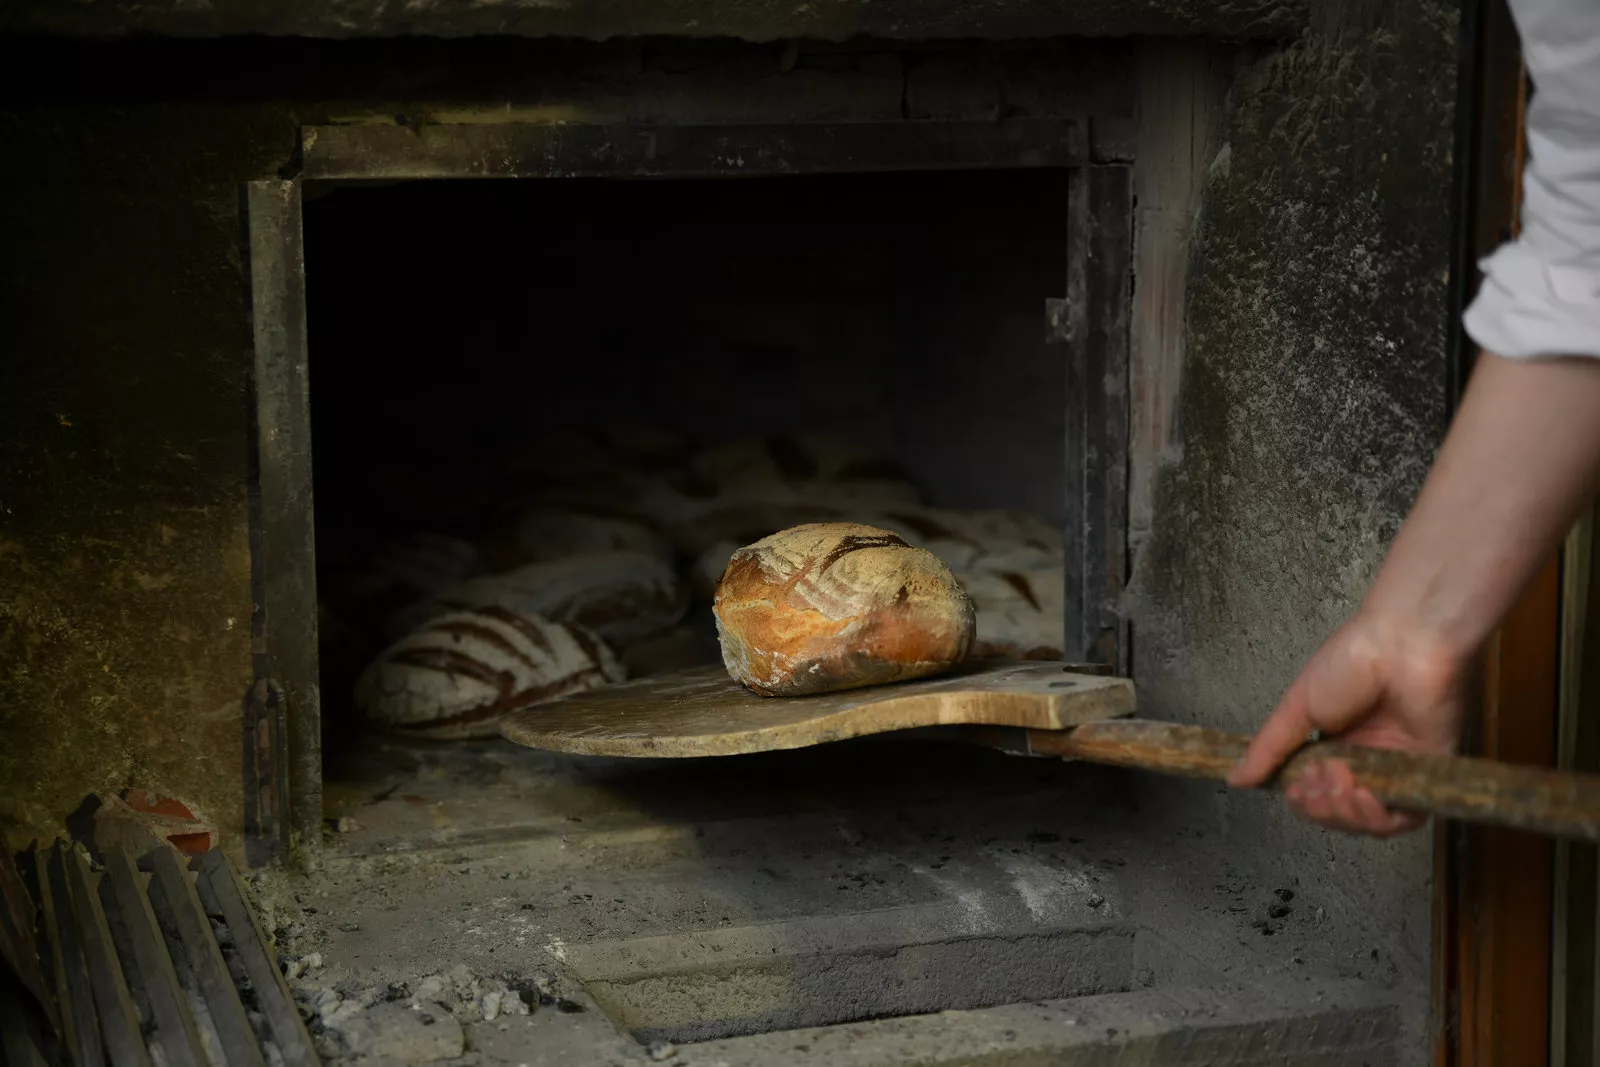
[1414,0,1600,659]
[1363,352,1600,662]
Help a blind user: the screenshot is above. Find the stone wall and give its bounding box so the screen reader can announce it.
[1124,3,1458,1052]
[0,18,1463,1058]
[0,100,295,853]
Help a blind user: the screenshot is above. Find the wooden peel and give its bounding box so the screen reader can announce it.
[499,662,1600,841]
[1028,721,1600,842]
[498,662,1135,758]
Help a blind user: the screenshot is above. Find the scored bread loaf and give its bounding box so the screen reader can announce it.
[355,607,624,740]
[713,522,975,697]
[387,550,688,649]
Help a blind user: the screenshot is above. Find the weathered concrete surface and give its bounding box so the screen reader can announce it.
[257,735,1405,1064]
[0,102,299,853]
[689,983,1400,1066]
[1,0,1304,43]
[1124,1,1458,1057]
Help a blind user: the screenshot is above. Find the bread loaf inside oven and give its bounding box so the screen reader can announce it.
[713,522,976,697]
[850,507,1066,660]
[333,425,1068,735]
[387,550,689,650]
[354,607,623,740]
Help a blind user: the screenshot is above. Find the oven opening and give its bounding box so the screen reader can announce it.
[294,168,1162,1042]
[305,169,1072,766]
[281,166,1382,1053]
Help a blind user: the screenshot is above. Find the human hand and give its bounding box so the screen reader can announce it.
[1225,612,1467,836]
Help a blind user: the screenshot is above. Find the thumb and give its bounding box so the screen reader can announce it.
[1227,678,1314,788]
[1226,638,1383,788]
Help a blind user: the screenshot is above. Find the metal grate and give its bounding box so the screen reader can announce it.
[0,841,319,1067]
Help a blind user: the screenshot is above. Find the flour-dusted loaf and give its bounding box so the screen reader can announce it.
[388,550,689,650]
[355,608,624,740]
[957,566,1067,661]
[713,522,975,697]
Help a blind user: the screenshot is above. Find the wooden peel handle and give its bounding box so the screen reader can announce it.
[1028,719,1600,842]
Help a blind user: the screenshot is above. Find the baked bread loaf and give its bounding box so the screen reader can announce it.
[388,550,688,649]
[355,607,623,740]
[713,522,975,696]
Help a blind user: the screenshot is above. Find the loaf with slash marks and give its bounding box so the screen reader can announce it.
[713,522,975,696]
[355,607,624,740]
[388,550,689,650]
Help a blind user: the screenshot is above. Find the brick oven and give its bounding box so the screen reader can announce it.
[1,2,1509,1064]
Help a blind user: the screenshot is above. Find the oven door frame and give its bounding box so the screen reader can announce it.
[244,117,1133,865]
[1434,0,1560,1063]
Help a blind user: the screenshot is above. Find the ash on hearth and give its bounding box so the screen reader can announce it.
[285,961,549,1061]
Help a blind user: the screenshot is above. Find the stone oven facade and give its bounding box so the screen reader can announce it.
[0,2,1503,1063]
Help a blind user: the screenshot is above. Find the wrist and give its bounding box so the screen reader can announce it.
[1349,598,1477,694]
[1358,509,1508,673]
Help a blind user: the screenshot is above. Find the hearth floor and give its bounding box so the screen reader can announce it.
[250,732,1408,1066]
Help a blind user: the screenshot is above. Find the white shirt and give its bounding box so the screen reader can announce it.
[1462,0,1600,359]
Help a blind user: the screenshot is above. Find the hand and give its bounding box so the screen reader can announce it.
[1225,611,1467,837]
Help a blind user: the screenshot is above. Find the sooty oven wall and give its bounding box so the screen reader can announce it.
[1123,3,1457,1055]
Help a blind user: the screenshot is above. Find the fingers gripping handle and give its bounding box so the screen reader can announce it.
[1027,719,1600,842]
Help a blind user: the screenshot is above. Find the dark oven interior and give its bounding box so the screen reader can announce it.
[307,168,1074,759]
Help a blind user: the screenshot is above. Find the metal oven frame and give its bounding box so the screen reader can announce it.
[242,117,1137,865]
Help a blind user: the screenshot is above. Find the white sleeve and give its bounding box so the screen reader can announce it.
[1461,0,1600,359]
